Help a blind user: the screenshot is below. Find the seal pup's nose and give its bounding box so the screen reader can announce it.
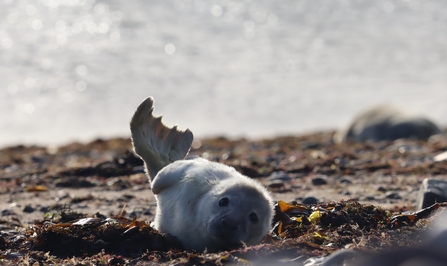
[222,218,239,231]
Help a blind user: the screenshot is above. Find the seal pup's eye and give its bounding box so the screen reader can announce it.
[218,197,229,207]
[249,212,258,224]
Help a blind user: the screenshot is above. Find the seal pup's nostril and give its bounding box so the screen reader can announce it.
[222,219,238,231]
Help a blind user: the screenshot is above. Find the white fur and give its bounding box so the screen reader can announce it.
[152,158,273,251]
[130,97,274,251]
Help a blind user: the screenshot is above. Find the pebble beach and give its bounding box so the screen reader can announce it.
[1,132,447,264]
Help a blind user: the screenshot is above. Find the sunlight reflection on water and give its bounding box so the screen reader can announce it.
[0,0,446,147]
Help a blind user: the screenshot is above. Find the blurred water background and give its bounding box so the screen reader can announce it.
[1,0,447,148]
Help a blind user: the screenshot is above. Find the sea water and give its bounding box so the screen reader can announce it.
[1,0,447,147]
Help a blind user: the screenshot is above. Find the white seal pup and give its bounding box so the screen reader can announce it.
[130,97,274,252]
[335,104,442,142]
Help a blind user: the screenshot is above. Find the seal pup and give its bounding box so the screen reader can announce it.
[130,97,274,252]
[335,104,442,143]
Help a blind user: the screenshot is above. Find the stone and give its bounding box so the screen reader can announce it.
[302,196,318,205]
[267,171,291,182]
[1,209,16,216]
[311,175,328,186]
[362,196,377,201]
[267,180,285,189]
[133,166,146,174]
[39,207,49,213]
[377,186,387,192]
[22,205,35,213]
[385,191,401,200]
[417,178,447,210]
[434,151,447,162]
[339,178,352,185]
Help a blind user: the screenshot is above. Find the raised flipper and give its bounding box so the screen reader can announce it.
[130,97,194,180]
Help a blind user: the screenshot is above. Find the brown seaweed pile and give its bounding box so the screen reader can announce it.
[0,200,444,265]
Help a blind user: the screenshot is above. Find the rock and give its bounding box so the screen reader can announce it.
[267,171,291,182]
[133,166,146,174]
[39,207,49,213]
[108,256,126,266]
[335,104,442,142]
[417,178,447,209]
[377,186,387,192]
[31,156,46,163]
[362,196,377,201]
[22,205,35,213]
[1,209,16,216]
[339,178,352,185]
[129,208,152,218]
[385,192,402,200]
[55,178,96,188]
[267,180,285,189]
[311,175,328,186]
[434,151,447,162]
[239,165,262,178]
[302,196,318,205]
[0,235,6,249]
[107,178,131,190]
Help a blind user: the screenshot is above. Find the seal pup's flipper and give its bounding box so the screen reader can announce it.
[130,96,193,180]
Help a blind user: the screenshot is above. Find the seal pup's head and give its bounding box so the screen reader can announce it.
[201,178,274,250]
[165,159,274,251]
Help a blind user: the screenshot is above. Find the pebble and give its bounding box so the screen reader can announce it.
[311,175,328,186]
[362,196,376,201]
[54,190,70,201]
[72,218,102,226]
[385,192,402,200]
[108,256,126,266]
[339,178,352,185]
[377,186,387,192]
[2,209,17,216]
[39,207,49,213]
[342,190,351,196]
[31,156,46,163]
[267,171,291,182]
[129,208,152,218]
[55,178,95,188]
[302,196,318,205]
[434,151,447,162]
[121,194,136,200]
[133,166,146,174]
[22,205,35,213]
[132,185,145,191]
[267,180,285,189]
